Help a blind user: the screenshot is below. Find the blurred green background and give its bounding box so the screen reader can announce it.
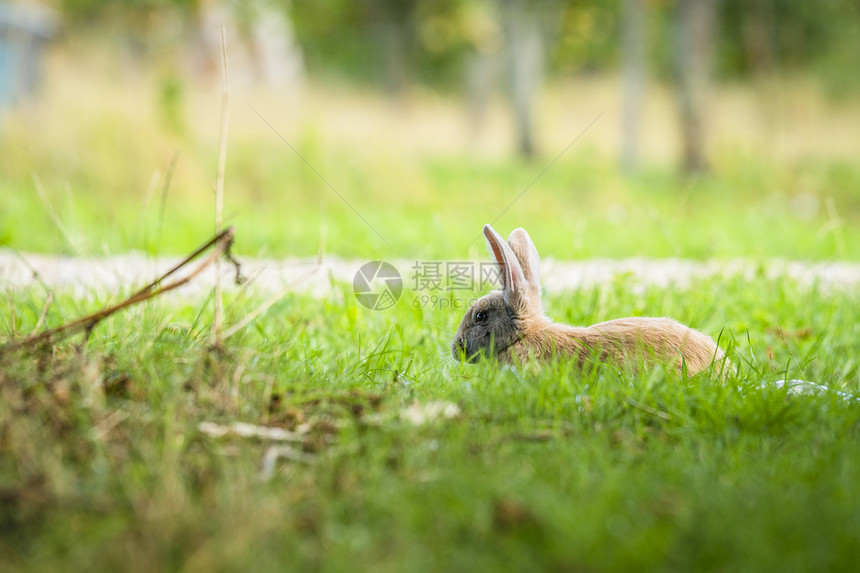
[4,5,860,571]
[1,0,859,260]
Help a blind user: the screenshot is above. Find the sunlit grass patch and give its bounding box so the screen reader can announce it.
[1,272,859,570]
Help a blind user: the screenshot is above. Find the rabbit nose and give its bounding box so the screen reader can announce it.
[451,338,466,358]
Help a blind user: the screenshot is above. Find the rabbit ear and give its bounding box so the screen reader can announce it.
[483,224,528,298]
[507,228,540,290]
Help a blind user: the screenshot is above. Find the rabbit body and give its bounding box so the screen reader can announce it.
[451,225,728,376]
[501,314,724,374]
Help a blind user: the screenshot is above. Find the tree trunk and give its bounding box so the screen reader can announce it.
[375,0,416,102]
[620,0,647,171]
[741,0,776,74]
[499,0,544,158]
[676,0,717,175]
[466,49,495,138]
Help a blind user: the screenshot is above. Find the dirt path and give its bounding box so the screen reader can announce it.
[3,250,860,300]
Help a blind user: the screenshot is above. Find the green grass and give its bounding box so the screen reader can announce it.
[2,273,859,572]
[2,126,859,261]
[3,58,860,571]
[3,58,859,263]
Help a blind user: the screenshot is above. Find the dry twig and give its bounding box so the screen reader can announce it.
[29,292,53,336]
[0,227,238,356]
[32,174,86,255]
[7,290,16,336]
[9,247,54,297]
[212,25,230,346]
[156,151,180,250]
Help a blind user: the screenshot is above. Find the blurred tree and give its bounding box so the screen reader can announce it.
[414,0,478,88]
[54,0,860,94]
[192,0,303,87]
[498,0,552,158]
[50,0,860,164]
[156,73,185,134]
[675,0,717,175]
[553,0,619,75]
[370,0,418,100]
[739,0,776,74]
[291,0,373,83]
[461,0,500,136]
[620,0,646,171]
[718,0,860,97]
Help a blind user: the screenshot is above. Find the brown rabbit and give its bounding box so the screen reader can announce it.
[451,224,730,376]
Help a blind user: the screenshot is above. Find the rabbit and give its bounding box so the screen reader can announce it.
[451,224,731,377]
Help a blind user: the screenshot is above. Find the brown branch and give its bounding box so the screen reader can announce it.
[131,227,235,298]
[0,227,237,356]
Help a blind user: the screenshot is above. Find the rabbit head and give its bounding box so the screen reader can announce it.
[451,224,548,361]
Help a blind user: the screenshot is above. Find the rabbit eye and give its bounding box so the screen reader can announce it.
[475,310,488,322]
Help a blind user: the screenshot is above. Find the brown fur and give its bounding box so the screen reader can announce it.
[451,225,730,377]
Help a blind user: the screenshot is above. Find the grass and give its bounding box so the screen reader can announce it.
[3,138,860,261]
[3,46,860,571]
[2,53,860,261]
[2,272,859,572]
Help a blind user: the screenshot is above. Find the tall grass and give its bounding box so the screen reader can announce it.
[1,54,859,260]
[1,273,859,571]
[2,48,860,572]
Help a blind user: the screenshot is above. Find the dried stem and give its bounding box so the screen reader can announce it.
[0,227,237,356]
[132,228,235,298]
[9,247,54,297]
[7,290,16,336]
[212,25,230,347]
[156,151,180,250]
[29,292,53,336]
[33,174,85,255]
[134,170,161,248]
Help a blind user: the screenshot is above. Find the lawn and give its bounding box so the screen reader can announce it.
[3,136,859,262]
[1,59,859,262]
[2,54,860,571]
[2,271,859,572]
